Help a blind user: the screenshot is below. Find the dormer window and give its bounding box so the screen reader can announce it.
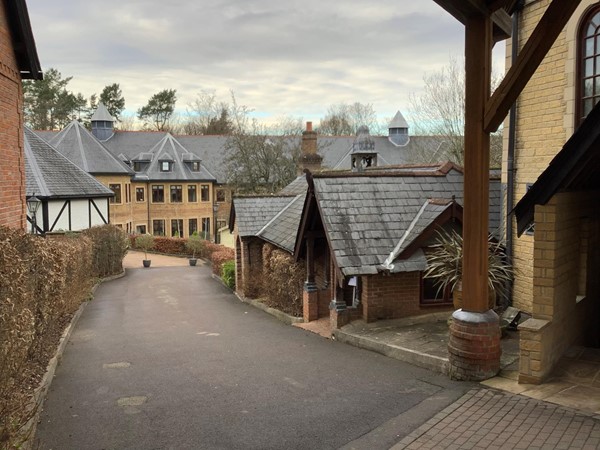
[160,161,172,172]
[191,161,200,172]
[133,162,144,172]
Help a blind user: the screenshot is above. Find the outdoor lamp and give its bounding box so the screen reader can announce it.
[27,193,41,234]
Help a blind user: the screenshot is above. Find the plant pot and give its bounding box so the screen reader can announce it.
[452,281,495,310]
[143,260,151,268]
[189,258,197,266]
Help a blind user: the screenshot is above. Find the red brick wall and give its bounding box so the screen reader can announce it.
[362,272,452,322]
[0,2,26,229]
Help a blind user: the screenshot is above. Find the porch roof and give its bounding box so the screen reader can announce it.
[232,196,297,237]
[514,102,600,236]
[297,163,501,276]
[257,194,305,253]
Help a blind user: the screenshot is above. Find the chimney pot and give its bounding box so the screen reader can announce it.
[306,121,312,132]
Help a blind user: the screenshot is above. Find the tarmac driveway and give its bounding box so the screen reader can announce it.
[36,261,472,450]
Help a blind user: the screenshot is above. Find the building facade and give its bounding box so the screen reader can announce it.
[505,0,600,313]
[0,0,41,229]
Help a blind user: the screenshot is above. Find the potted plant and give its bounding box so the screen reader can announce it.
[136,233,155,268]
[185,231,205,266]
[423,229,513,310]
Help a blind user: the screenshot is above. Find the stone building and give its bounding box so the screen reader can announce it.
[504,0,600,383]
[0,0,41,229]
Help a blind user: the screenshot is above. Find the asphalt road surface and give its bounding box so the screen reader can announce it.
[36,263,473,450]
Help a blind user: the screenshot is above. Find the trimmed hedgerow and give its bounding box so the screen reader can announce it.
[259,243,304,317]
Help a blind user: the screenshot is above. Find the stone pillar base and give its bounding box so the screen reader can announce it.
[303,282,318,323]
[329,300,349,329]
[448,309,501,381]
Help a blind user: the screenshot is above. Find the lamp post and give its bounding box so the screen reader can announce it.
[26,194,41,234]
[213,202,219,244]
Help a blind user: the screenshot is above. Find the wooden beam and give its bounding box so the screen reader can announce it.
[492,10,512,42]
[433,0,489,23]
[485,0,515,12]
[462,14,493,312]
[433,0,511,41]
[484,0,582,132]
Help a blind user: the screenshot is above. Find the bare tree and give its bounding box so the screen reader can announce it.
[407,57,503,167]
[317,102,383,136]
[224,96,303,193]
[184,90,234,135]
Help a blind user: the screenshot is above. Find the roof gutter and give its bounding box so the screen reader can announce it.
[505,0,524,305]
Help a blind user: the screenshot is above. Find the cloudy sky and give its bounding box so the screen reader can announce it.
[26,0,505,126]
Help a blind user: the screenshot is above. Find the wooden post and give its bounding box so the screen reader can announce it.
[462,14,492,313]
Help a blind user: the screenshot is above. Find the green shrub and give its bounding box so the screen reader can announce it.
[185,232,205,259]
[222,260,235,289]
[211,247,235,275]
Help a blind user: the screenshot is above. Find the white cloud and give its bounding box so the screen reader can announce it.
[26,0,505,125]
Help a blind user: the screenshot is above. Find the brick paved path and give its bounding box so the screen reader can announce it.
[393,389,600,450]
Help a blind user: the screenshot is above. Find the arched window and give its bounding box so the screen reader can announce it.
[578,5,600,125]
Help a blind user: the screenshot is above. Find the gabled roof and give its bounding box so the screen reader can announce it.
[5,0,42,80]
[257,194,305,253]
[133,133,216,182]
[278,175,307,196]
[231,196,296,237]
[24,127,113,199]
[296,164,501,276]
[514,101,600,236]
[49,121,133,175]
[91,102,114,122]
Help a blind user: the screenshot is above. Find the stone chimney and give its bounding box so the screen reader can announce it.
[298,121,322,175]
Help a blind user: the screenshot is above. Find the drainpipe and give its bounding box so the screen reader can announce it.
[506,0,523,305]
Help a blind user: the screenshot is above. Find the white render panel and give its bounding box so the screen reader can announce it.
[48,200,70,231]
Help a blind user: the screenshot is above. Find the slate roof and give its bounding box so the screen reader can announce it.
[130,133,216,182]
[257,194,305,253]
[49,121,133,175]
[232,196,296,237]
[307,164,501,276]
[388,111,409,129]
[24,127,113,199]
[35,127,450,185]
[278,175,307,196]
[91,102,114,122]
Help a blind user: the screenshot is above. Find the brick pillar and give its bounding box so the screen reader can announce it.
[448,310,501,381]
[303,282,318,322]
[329,280,349,329]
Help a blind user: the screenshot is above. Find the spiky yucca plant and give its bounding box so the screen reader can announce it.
[424,229,513,303]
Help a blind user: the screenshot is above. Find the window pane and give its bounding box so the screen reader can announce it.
[216,189,226,202]
[153,220,165,236]
[171,219,183,237]
[584,98,594,117]
[170,185,182,202]
[188,185,197,202]
[136,225,146,234]
[109,184,121,203]
[189,219,198,235]
[136,187,144,202]
[201,185,210,202]
[152,185,164,202]
[586,58,594,77]
[595,36,600,56]
[585,78,594,97]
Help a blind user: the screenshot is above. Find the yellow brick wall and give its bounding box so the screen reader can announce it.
[519,191,599,383]
[503,0,599,313]
[94,176,217,238]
